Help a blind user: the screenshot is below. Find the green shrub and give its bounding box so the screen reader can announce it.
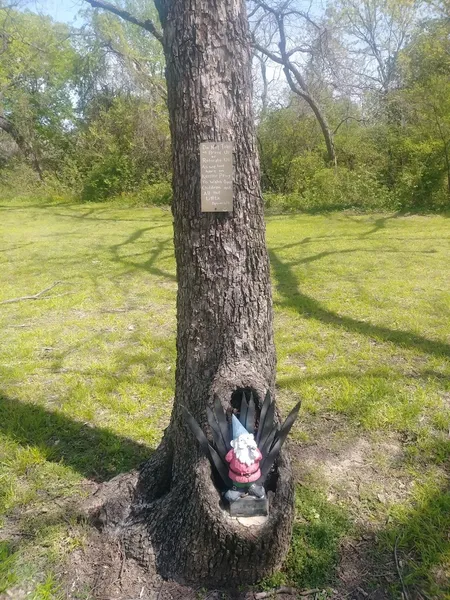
[125,182,172,207]
[286,152,326,195]
[0,162,43,199]
[0,162,75,204]
[81,153,135,202]
[265,164,395,213]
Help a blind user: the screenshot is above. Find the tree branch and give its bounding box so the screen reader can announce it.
[252,39,284,65]
[333,115,367,134]
[84,0,163,45]
[286,45,313,56]
[0,281,62,305]
[0,114,15,137]
[101,39,167,101]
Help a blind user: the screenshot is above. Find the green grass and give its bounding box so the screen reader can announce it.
[0,198,449,598]
[261,487,352,591]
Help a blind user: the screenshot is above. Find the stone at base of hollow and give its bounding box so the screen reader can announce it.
[229,495,269,517]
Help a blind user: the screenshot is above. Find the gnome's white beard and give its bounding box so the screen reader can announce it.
[234,444,258,466]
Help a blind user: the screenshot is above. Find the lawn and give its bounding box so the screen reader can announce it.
[0,198,449,599]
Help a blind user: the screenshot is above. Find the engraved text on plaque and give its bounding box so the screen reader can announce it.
[200,142,233,212]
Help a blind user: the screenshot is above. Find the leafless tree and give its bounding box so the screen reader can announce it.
[249,0,337,165]
[334,0,422,103]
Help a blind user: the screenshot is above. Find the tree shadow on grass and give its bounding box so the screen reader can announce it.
[269,250,450,359]
[51,206,172,224]
[277,246,438,271]
[341,212,404,237]
[0,203,61,211]
[286,469,450,598]
[284,426,450,597]
[277,368,450,390]
[0,393,151,482]
[109,229,177,282]
[374,468,450,597]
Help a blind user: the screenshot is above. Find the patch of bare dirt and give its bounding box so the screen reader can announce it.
[290,414,429,599]
[65,529,183,600]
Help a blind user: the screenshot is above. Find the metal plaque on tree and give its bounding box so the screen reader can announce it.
[200,142,233,212]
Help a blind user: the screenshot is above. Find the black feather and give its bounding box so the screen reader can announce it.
[273,400,302,450]
[239,390,249,429]
[182,406,231,487]
[182,406,211,457]
[259,425,278,459]
[208,445,233,488]
[213,396,231,451]
[256,390,271,445]
[257,401,302,483]
[257,437,282,482]
[257,397,275,452]
[206,406,228,458]
[246,392,256,434]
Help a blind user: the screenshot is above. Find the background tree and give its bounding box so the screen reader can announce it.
[72,5,170,200]
[0,7,77,178]
[332,0,422,112]
[250,0,337,165]
[394,5,450,200]
[1,0,449,211]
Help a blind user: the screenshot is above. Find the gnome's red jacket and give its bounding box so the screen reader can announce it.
[225,448,262,484]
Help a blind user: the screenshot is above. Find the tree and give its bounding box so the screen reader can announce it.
[0,7,77,178]
[84,0,295,587]
[333,0,421,109]
[75,93,171,201]
[77,0,166,107]
[249,0,337,165]
[396,7,450,201]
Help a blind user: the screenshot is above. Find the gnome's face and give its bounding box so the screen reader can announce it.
[231,433,259,466]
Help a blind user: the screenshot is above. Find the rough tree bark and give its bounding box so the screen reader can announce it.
[85,0,295,587]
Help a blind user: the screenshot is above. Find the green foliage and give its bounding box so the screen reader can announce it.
[393,16,450,209]
[0,161,43,198]
[0,9,78,174]
[1,1,449,212]
[258,107,324,193]
[0,6,170,205]
[77,96,170,202]
[135,181,172,206]
[82,152,134,202]
[265,163,393,213]
[87,0,165,90]
[258,107,401,213]
[256,5,450,214]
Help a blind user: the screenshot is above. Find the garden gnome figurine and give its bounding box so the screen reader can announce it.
[224,415,265,503]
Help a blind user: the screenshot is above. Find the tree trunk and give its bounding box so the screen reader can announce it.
[301,89,337,168]
[282,67,337,167]
[88,0,295,589]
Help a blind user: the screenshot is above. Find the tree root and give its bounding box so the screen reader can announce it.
[254,588,320,599]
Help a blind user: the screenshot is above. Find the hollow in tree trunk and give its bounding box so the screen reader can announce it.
[86,0,295,587]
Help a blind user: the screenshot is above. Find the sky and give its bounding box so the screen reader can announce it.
[26,0,86,24]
